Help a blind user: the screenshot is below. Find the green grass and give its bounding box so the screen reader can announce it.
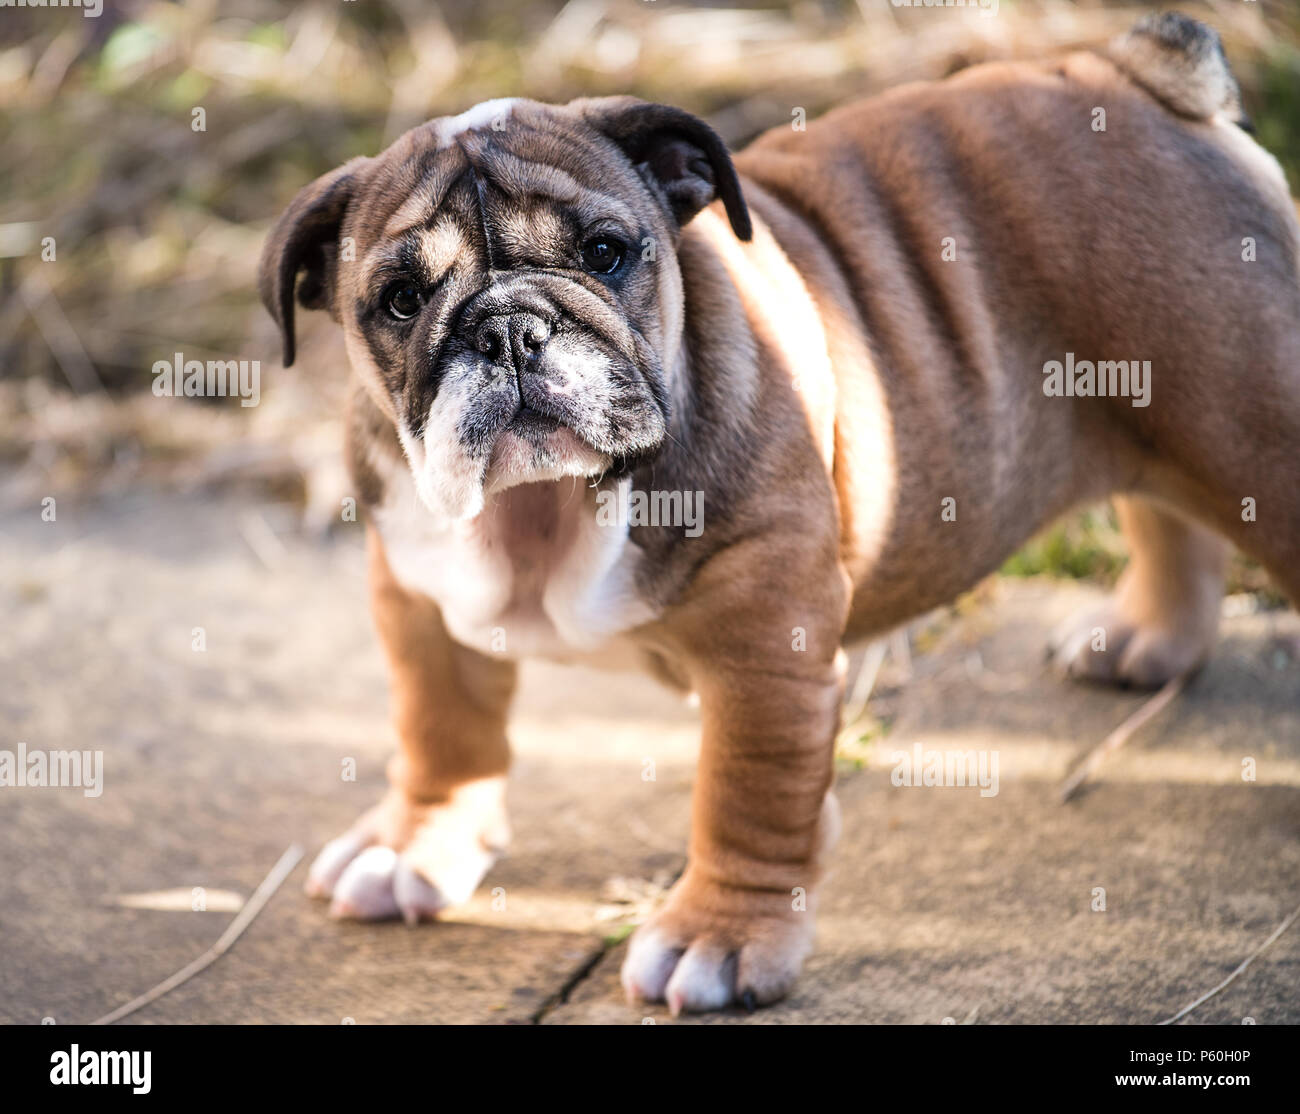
[1001,506,1126,585]
[1004,504,1286,605]
[1252,48,1300,193]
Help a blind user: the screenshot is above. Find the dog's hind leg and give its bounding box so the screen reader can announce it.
[1051,495,1228,689]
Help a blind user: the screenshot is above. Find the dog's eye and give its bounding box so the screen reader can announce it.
[580,236,625,275]
[384,282,423,321]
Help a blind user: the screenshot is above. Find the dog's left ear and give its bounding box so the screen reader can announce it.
[258,156,371,366]
[580,97,752,242]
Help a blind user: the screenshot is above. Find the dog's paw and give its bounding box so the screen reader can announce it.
[305,777,509,923]
[1049,603,1213,689]
[620,873,814,1015]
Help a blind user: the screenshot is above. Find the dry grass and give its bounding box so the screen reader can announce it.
[1,0,1297,592]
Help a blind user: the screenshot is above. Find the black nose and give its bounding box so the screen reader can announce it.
[474,312,551,375]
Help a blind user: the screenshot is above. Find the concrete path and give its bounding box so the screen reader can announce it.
[2,493,1296,1024]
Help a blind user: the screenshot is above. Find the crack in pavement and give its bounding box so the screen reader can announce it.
[530,939,618,1024]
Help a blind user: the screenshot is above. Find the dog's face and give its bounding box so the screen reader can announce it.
[260,97,750,520]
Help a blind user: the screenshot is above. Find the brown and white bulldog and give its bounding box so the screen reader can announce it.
[260,13,1300,1014]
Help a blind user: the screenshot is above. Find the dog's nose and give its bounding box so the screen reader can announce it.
[474,312,551,375]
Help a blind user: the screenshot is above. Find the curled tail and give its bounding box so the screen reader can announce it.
[1107,12,1252,131]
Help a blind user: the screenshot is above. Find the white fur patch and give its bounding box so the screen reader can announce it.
[483,426,611,497]
[316,776,511,921]
[436,98,519,146]
[541,477,656,650]
[373,447,657,662]
[399,368,491,521]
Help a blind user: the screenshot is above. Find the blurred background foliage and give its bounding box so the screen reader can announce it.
[1,0,1297,595]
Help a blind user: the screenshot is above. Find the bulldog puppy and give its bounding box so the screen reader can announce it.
[260,13,1300,1014]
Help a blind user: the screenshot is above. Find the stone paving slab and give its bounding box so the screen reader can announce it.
[2,494,1296,1024]
[550,588,1300,1024]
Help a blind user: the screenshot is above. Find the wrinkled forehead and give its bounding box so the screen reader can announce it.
[351,100,648,281]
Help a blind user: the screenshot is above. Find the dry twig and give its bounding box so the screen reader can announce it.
[91,844,303,1025]
[1059,675,1187,803]
[1159,900,1300,1025]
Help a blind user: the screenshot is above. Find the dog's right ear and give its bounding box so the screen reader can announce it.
[258,157,370,367]
[578,97,752,242]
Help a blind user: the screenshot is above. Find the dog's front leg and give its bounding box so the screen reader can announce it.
[623,552,847,1014]
[305,527,516,922]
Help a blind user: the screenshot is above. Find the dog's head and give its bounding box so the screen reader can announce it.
[259,97,750,520]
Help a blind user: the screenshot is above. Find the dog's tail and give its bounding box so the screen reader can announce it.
[1106,12,1253,132]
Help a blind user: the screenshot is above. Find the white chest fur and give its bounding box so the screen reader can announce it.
[371,455,658,664]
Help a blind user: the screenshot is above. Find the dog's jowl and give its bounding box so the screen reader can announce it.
[261,14,1300,1013]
